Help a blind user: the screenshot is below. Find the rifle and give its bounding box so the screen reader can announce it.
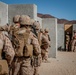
[31,25,38,37]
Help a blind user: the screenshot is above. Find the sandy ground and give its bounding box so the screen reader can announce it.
[39,51,76,75]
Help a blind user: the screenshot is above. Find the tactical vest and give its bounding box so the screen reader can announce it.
[0,32,9,75]
[41,35,49,49]
[12,28,33,57]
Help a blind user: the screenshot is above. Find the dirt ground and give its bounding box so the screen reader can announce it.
[39,51,76,75]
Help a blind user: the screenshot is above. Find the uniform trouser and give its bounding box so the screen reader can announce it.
[12,57,34,75]
[43,52,48,61]
[72,39,76,52]
[33,54,42,75]
[66,41,69,51]
[72,46,76,52]
[66,43,69,51]
[34,67,39,75]
[41,49,48,61]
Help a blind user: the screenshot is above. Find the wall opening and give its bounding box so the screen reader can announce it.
[64,24,73,51]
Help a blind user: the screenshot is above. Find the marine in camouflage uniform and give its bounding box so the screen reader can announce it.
[0,15,20,63]
[0,15,20,39]
[0,15,20,75]
[41,28,50,62]
[0,15,20,29]
[12,15,41,75]
[0,31,15,75]
[71,30,76,52]
[9,15,21,75]
[65,32,70,51]
[33,21,43,75]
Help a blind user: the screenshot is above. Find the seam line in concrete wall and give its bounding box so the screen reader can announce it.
[7,4,8,24]
[56,18,57,57]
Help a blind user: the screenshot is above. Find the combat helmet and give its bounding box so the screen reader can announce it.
[13,15,20,23]
[33,21,40,30]
[40,28,44,33]
[30,19,35,25]
[19,15,31,25]
[44,28,49,33]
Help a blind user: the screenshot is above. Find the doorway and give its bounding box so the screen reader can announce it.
[64,24,73,51]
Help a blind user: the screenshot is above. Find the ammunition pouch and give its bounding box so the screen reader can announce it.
[41,43,49,49]
[33,55,41,67]
[31,57,34,67]
[0,60,9,75]
[33,47,40,56]
[23,44,33,57]
[33,56,38,67]
[15,44,33,57]
[15,38,24,57]
[41,49,46,56]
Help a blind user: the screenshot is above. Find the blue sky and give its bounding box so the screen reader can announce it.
[0,0,76,20]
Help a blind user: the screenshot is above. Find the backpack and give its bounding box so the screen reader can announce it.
[12,28,33,57]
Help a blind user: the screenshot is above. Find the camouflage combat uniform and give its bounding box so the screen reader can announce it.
[0,31,15,75]
[0,15,20,75]
[0,15,20,62]
[65,34,70,51]
[33,21,43,75]
[71,31,76,52]
[41,28,50,62]
[0,15,20,29]
[12,15,41,75]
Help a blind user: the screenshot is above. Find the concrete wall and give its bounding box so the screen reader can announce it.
[0,2,8,25]
[57,24,65,50]
[37,17,42,28]
[0,1,58,58]
[8,4,37,24]
[73,24,76,31]
[42,18,57,58]
[73,24,76,35]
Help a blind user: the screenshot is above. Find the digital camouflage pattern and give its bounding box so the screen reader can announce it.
[41,28,50,62]
[12,15,41,75]
[13,15,20,23]
[0,31,15,75]
[71,31,76,52]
